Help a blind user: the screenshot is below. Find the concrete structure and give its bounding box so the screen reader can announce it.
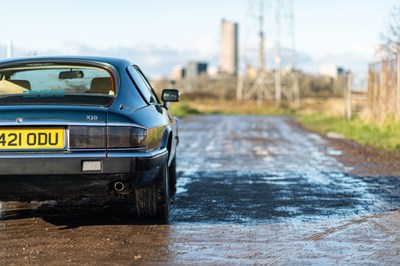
[319,65,345,79]
[185,62,208,79]
[219,19,238,75]
[171,65,185,80]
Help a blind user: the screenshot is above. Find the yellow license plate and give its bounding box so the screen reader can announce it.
[0,128,65,150]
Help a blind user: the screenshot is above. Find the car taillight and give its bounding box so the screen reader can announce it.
[107,127,147,149]
[69,126,147,149]
[69,126,106,149]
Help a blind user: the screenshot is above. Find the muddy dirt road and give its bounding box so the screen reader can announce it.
[1,115,400,265]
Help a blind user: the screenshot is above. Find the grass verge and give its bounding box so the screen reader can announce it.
[169,98,400,152]
[169,102,201,117]
[298,113,400,152]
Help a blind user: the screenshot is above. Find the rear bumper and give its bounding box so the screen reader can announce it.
[0,148,168,201]
[0,149,167,175]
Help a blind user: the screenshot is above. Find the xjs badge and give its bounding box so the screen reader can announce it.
[86,115,98,121]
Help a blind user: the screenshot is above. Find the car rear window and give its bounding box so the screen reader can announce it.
[0,63,115,106]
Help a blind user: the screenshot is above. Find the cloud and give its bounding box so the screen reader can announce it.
[0,42,218,79]
[297,50,373,89]
[61,44,194,78]
[0,41,373,89]
[295,48,372,74]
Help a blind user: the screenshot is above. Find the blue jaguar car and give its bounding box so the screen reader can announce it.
[0,56,180,219]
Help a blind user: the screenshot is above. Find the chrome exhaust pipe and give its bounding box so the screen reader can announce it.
[113,181,132,195]
[114,182,125,193]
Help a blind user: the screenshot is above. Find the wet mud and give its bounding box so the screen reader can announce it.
[1,115,400,265]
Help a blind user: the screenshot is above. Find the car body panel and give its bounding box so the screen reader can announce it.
[0,105,109,123]
[0,56,179,201]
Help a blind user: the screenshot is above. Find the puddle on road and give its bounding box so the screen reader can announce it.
[274,205,300,214]
[171,170,400,225]
[326,147,343,156]
[176,175,191,194]
[173,116,400,225]
[177,115,346,177]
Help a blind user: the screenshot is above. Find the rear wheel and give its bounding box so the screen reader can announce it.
[135,162,170,219]
[168,156,177,197]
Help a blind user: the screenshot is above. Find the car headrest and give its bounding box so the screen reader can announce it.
[90,77,112,94]
[9,80,31,90]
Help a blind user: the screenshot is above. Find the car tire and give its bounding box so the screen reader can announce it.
[168,155,177,197]
[135,161,170,220]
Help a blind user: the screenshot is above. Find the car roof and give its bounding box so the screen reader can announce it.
[0,55,133,68]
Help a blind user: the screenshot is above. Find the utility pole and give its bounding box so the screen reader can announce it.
[345,71,352,120]
[258,0,265,72]
[274,4,281,103]
[239,0,270,106]
[397,45,400,114]
[237,0,299,107]
[257,0,265,105]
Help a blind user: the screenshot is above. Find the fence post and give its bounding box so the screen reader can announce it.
[397,46,400,114]
[345,71,352,120]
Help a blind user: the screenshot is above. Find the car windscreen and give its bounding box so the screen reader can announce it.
[0,63,115,106]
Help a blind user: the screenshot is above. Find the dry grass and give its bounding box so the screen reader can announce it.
[171,97,346,117]
[170,99,296,116]
[297,97,345,117]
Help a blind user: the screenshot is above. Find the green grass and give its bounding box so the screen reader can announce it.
[298,114,400,152]
[169,102,202,117]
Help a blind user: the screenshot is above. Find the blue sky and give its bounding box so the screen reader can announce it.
[0,0,398,85]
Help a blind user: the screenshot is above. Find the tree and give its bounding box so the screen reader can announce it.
[379,5,400,58]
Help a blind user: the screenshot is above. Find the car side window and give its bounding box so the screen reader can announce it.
[128,66,158,105]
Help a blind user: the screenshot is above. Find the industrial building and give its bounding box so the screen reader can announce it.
[185,61,208,79]
[219,19,238,75]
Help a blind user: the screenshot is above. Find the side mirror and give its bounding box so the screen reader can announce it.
[162,89,180,102]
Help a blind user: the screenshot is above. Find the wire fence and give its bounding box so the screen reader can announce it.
[367,58,399,121]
